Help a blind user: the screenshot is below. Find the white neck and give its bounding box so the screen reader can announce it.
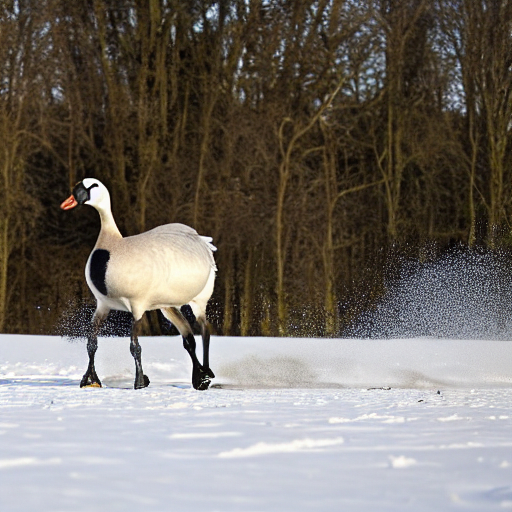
[94,199,123,240]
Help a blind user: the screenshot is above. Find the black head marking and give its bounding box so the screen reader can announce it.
[90,249,110,296]
[73,181,99,205]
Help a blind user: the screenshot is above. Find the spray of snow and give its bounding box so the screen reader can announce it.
[348,248,512,340]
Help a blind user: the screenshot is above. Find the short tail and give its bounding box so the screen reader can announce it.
[200,236,217,252]
[200,236,217,271]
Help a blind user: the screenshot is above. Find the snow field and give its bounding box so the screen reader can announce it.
[1,335,512,511]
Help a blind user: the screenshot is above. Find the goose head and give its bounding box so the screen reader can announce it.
[60,178,111,212]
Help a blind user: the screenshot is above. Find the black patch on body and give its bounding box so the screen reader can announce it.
[90,249,110,296]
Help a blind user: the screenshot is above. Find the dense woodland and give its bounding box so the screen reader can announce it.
[0,0,511,336]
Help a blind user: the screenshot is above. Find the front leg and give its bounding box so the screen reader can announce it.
[80,309,108,388]
[130,318,150,389]
[80,335,102,387]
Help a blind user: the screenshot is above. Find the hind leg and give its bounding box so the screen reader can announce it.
[189,268,216,381]
[196,314,215,379]
[161,307,214,390]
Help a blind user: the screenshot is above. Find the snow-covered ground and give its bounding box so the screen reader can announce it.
[1,334,512,511]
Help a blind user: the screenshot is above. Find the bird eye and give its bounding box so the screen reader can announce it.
[72,183,87,204]
[72,181,100,204]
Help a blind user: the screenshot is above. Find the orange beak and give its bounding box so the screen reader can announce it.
[60,195,78,210]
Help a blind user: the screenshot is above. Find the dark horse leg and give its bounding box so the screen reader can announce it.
[161,307,214,390]
[130,318,151,389]
[80,308,108,388]
[197,314,214,379]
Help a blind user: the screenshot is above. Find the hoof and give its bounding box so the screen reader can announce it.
[80,372,102,388]
[134,374,150,389]
[192,367,214,391]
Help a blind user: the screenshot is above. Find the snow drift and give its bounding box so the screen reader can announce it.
[1,334,511,389]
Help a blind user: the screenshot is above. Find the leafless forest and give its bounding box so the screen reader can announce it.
[0,0,511,336]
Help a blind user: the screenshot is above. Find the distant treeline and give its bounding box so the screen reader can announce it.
[0,0,511,336]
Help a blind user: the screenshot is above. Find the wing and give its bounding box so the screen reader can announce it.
[134,223,217,271]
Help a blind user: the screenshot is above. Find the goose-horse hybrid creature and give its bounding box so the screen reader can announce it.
[61,178,216,390]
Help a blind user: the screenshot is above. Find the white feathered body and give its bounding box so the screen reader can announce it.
[85,222,216,320]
